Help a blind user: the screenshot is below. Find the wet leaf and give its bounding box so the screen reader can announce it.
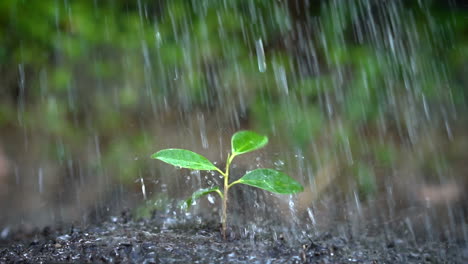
[183,187,222,209]
[151,149,218,171]
[237,169,304,194]
[231,131,268,155]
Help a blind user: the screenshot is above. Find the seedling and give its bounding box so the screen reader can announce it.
[151,131,304,238]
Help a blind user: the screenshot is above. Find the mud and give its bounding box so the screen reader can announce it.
[1,211,467,264]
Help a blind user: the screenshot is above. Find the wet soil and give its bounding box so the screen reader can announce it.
[1,212,467,264]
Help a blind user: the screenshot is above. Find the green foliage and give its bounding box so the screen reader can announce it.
[237,169,304,194]
[231,131,268,155]
[151,131,303,238]
[152,149,218,171]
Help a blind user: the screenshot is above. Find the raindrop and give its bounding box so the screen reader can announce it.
[405,217,416,243]
[155,31,162,46]
[57,234,71,242]
[255,38,266,72]
[353,191,362,216]
[273,64,288,95]
[38,167,44,194]
[17,64,25,125]
[307,207,316,226]
[274,160,285,169]
[1,227,10,239]
[140,177,147,200]
[207,194,215,204]
[197,113,209,149]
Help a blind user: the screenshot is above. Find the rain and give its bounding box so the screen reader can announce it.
[0,0,467,262]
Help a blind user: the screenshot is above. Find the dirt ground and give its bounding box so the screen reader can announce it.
[1,209,467,264]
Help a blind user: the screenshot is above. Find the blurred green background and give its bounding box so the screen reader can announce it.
[0,0,467,230]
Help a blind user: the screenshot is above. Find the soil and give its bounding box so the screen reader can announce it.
[1,211,467,264]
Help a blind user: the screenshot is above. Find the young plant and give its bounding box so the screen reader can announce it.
[151,131,304,238]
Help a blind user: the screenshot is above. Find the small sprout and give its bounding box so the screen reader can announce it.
[151,130,304,239]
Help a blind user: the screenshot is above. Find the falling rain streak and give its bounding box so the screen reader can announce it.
[256,38,266,73]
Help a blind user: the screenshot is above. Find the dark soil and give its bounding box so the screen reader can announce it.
[1,212,467,264]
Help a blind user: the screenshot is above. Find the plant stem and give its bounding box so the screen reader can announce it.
[215,167,226,177]
[225,153,235,179]
[221,173,229,239]
[221,153,236,239]
[228,180,240,188]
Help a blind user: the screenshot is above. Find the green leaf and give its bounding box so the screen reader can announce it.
[231,131,268,155]
[237,169,304,194]
[151,149,218,171]
[183,187,223,209]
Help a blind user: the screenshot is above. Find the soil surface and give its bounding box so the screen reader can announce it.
[1,211,467,264]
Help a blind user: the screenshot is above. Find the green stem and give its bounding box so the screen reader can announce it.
[228,180,241,188]
[215,167,227,178]
[221,172,229,239]
[214,188,224,199]
[221,152,237,239]
[224,153,235,178]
